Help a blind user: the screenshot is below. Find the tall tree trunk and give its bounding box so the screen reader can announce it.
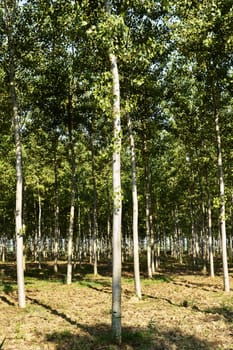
[106,173,112,260]
[144,142,152,279]
[127,114,142,299]
[67,121,76,285]
[215,111,230,291]
[13,77,26,308]
[53,144,60,273]
[37,178,42,269]
[110,52,122,345]
[5,0,26,308]
[206,171,215,277]
[91,132,98,276]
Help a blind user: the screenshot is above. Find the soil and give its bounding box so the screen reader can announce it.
[0,260,233,350]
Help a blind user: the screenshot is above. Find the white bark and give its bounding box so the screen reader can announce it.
[215,112,229,291]
[67,118,76,284]
[145,146,152,278]
[5,0,26,308]
[37,178,42,269]
[206,173,215,277]
[14,115,26,308]
[91,134,98,276]
[67,203,75,284]
[127,115,142,299]
[53,147,60,273]
[110,52,122,345]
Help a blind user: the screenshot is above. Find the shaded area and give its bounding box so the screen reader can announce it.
[0,260,232,349]
[205,305,233,323]
[0,294,15,306]
[46,323,219,350]
[172,279,222,293]
[27,296,86,329]
[26,292,219,349]
[0,256,231,285]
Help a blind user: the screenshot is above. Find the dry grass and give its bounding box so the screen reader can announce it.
[0,260,233,349]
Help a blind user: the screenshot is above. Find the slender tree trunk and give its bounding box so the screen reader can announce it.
[110,52,122,345]
[144,145,152,278]
[215,111,230,291]
[206,171,215,277]
[67,122,76,285]
[53,145,60,273]
[127,114,142,299]
[37,178,42,269]
[106,173,112,260]
[91,132,98,276]
[13,89,26,308]
[5,0,26,308]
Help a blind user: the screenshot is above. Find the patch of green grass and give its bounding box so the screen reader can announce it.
[78,276,111,290]
[206,302,233,323]
[122,328,154,349]
[47,330,73,342]
[93,328,154,350]
[78,280,102,289]
[122,277,134,284]
[2,283,14,294]
[46,331,93,350]
[142,274,172,284]
[15,322,25,340]
[24,276,63,289]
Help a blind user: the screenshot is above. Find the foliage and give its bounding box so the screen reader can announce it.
[0,0,233,283]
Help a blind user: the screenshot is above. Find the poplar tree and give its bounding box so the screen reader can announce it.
[3,0,26,307]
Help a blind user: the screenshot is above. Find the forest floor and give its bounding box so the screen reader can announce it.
[0,257,233,350]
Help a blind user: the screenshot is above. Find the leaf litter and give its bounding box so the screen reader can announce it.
[0,263,233,349]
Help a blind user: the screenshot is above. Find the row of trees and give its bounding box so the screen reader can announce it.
[1,0,233,344]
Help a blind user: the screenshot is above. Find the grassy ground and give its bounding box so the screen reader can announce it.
[0,258,233,349]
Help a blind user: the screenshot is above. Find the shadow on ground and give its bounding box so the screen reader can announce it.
[26,292,221,349]
[205,305,233,323]
[45,322,219,350]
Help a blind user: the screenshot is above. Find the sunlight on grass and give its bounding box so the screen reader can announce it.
[24,276,63,289]
[142,274,172,284]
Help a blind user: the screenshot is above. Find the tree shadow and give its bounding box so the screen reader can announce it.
[79,278,112,293]
[26,292,218,349]
[45,323,220,350]
[27,296,86,329]
[204,305,233,323]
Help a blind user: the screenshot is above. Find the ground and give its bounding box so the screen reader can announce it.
[0,259,233,350]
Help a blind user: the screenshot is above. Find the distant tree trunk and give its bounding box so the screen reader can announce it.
[144,143,152,279]
[110,52,122,345]
[0,236,6,262]
[14,100,26,308]
[127,114,142,299]
[5,0,26,308]
[215,111,229,291]
[53,143,60,273]
[91,132,98,276]
[36,178,42,269]
[206,171,214,277]
[106,173,112,260]
[67,119,76,285]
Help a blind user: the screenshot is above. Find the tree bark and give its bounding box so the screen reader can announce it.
[5,0,26,308]
[91,132,98,276]
[37,178,42,269]
[53,142,60,273]
[144,142,152,279]
[127,114,142,299]
[67,120,76,285]
[110,52,122,345]
[206,171,215,277]
[215,111,230,291]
